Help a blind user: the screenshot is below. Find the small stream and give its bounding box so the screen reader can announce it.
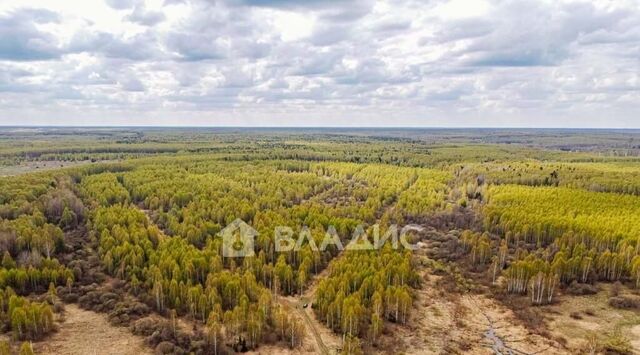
[484,327,515,355]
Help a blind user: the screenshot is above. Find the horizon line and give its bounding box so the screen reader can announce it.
[1,125,640,130]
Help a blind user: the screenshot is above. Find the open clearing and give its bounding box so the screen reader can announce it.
[377,271,566,355]
[35,304,151,355]
[542,284,640,353]
[0,160,100,176]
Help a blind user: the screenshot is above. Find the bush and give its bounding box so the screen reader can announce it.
[155,341,180,354]
[53,301,65,313]
[609,282,622,297]
[131,317,159,336]
[569,312,582,320]
[608,296,640,310]
[566,281,598,295]
[108,301,150,325]
[584,308,596,316]
[131,317,193,352]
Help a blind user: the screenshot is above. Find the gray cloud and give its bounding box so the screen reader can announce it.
[0,0,639,127]
[0,9,62,61]
[229,0,359,10]
[119,76,145,91]
[125,5,166,25]
[105,0,140,10]
[70,31,163,60]
[452,1,634,67]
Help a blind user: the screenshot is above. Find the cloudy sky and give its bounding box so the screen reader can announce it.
[0,0,638,127]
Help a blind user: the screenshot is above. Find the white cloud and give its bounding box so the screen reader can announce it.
[432,0,490,20]
[0,0,638,127]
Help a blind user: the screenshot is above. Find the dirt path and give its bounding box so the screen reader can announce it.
[278,265,341,355]
[35,304,152,355]
[278,297,331,355]
[279,177,423,354]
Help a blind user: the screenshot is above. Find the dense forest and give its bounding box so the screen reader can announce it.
[0,128,639,354]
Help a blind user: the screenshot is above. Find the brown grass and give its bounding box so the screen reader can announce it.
[34,304,152,355]
[375,264,566,354]
[0,160,97,177]
[541,283,640,354]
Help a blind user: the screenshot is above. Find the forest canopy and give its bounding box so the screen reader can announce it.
[0,128,639,354]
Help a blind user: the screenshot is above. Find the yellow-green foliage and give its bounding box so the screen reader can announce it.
[485,185,640,293]
[0,288,55,340]
[82,158,449,347]
[0,173,57,219]
[314,246,417,338]
[19,342,34,355]
[81,173,130,205]
[470,161,640,195]
[3,129,640,348]
[484,185,640,247]
[397,169,450,216]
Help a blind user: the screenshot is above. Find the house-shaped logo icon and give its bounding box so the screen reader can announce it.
[218,218,258,257]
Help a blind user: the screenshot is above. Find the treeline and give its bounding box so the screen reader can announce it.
[484,185,640,249]
[0,257,73,294]
[9,128,627,171]
[90,204,304,350]
[0,286,56,340]
[466,161,640,195]
[0,173,80,343]
[0,172,85,227]
[481,185,640,304]
[314,247,418,345]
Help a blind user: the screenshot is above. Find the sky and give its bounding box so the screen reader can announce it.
[0,0,638,127]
